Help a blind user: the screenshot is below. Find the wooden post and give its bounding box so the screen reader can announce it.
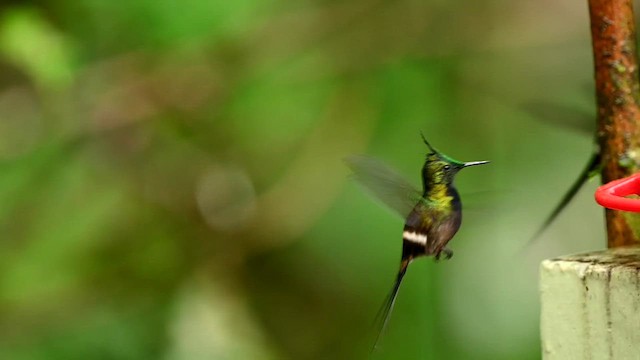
[540,248,640,359]
[540,1,640,358]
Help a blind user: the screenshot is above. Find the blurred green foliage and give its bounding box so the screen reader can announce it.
[0,1,606,359]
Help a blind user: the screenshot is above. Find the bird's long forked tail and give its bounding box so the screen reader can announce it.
[520,151,601,253]
[371,259,410,353]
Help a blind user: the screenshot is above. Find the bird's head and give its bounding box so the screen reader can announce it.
[421,132,489,186]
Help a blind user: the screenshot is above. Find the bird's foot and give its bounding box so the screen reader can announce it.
[434,248,453,261]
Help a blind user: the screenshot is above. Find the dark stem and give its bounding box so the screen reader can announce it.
[588,0,640,247]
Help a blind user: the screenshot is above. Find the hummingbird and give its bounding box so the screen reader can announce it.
[345,133,489,351]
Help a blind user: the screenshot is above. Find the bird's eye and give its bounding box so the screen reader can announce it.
[443,164,451,170]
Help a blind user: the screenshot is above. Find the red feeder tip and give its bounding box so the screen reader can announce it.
[595,173,640,212]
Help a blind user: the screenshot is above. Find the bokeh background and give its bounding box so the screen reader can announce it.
[0,1,610,359]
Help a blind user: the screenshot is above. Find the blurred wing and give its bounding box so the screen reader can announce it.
[345,155,422,218]
[520,100,594,135]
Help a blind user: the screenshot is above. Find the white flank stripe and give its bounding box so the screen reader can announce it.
[403,231,427,245]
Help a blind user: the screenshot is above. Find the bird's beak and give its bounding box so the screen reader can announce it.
[463,160,490,168]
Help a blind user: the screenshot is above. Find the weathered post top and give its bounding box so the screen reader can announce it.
[540,248,640,359]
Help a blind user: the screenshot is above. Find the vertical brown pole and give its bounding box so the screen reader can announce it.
[588,0,640,247]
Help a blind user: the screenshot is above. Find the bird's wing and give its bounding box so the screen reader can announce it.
[345,155,424,219]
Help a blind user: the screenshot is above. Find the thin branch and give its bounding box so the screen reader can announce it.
[589,0,640,247]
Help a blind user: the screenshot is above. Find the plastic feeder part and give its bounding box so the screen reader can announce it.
[595,173,640,212]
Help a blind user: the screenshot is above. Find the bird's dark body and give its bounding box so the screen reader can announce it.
[402,185,462,260]
[345,133,488,353]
